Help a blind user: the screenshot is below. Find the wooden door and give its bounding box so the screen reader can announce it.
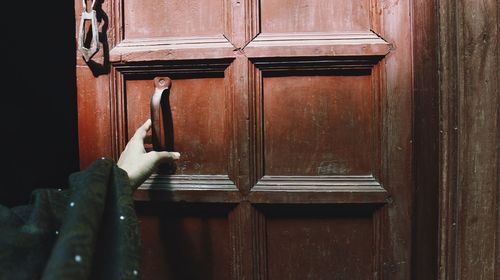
[75,0,413,279]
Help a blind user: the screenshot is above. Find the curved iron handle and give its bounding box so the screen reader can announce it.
[78,0,99,62]
[150,77,172,151]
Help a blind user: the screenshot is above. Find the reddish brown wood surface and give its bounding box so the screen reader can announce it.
[137,203,232,280]
[244,32,390,58]
[126,78,228,175]
[263,75,373,175]
[260,0,370,32]
[123,0,223,38]
[411,0,439,278]
[76,65,113,168]
[375,0,413,278]
[75,0,427,279]
[264,205,375,279]
[438,0,499,279]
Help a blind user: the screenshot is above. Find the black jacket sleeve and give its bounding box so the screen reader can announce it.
[0,158,142,280]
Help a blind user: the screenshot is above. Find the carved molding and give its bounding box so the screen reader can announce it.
[112,58,234,76]
[250,175,388,204]
[245,32,390,59]
[251,56,382,72]
[229,203,267,279]
[140,174,236,190]
[110,36,236,62]
[134,175,239,203]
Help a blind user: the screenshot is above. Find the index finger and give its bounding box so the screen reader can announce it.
[133,119,152,140]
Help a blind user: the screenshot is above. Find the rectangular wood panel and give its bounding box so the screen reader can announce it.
[263,75,373,176]
[262,205,375,279]
[260,0,370,33]
[123,0,224,38]
[137,203,232,280]
[125,77,228,175]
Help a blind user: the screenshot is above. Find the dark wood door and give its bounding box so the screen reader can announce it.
[75,0,413,279]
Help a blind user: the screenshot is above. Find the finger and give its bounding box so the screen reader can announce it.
[133,119,152,140]
[152,151,181,161]
[141,119,152,131]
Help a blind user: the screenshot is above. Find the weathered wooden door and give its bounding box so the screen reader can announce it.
[75,0,413,279]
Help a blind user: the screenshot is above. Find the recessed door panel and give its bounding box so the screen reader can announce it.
[264,205,374,280]
[263,74,373,176]
[261,0,370,33]
[126,77,228,175]
[138,203,232,280]
[123,0,224,38]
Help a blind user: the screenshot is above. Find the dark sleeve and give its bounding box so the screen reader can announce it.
[0,158,143,280]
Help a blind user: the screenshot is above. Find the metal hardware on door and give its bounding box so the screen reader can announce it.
[78,0,99,62]
[150,77,172,151]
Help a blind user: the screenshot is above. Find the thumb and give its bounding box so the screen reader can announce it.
[154,151,181,162]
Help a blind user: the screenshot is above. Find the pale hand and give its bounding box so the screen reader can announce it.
[117,119,180,189]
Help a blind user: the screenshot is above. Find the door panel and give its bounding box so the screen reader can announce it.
[263,74,373,175]
[137,203,232,280]
[123,0,224,38]
[75,0,413,278]
[260,0,370,32]
[264,205,375,280]
[126,77,229,175]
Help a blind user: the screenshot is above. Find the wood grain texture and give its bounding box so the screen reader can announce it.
[411,0,439,279]
[75,0,115,168]
[376,0,413,278]
[108,58,234,163]
[251,57,383,74]
[227,56,254,194]
[438,0,499,279]
[136,203,232,280]
[262,75,373,176]
[260,0,370,33]
[133,175,239,203]
[76,66,113,168]
[113,59,234,75]
[251,175,387,204]
[109,36,235,62]
[226,0,259,48]
[244,32,390,58]
[261,204,375,280]
[111,0,234,62]
[74,0,436,278]
[123,0,224,38]
[437,0,460,278]
[228,202,267,280]
[125,78,228,175]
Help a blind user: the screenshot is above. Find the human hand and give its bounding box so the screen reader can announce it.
[117,119,180,189]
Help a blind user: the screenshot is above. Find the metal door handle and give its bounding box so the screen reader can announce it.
[150,77,172,151]
[78,0,99,62]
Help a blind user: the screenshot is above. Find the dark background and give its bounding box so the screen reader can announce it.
[0,2,79,207]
